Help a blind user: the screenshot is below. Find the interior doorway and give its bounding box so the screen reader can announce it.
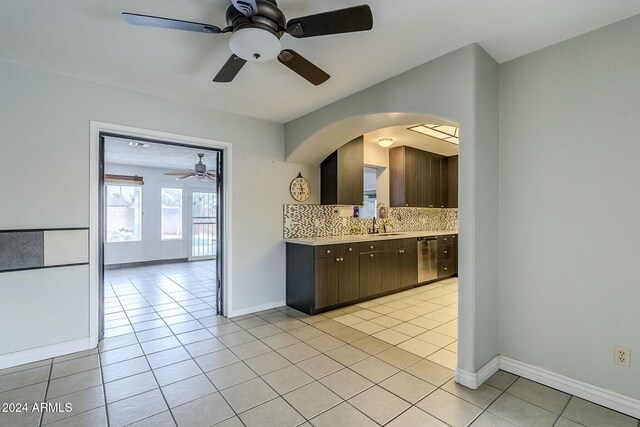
[97,133,225,341]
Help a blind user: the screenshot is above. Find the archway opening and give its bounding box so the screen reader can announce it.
[285,111,468,378]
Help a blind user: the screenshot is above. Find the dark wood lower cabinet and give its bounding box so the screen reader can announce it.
[360,252,382,298]
[286,234,457,315]
[437,234,458,278]
[314,257,339,308]
[338,247,360,303]
[399,246,418,288]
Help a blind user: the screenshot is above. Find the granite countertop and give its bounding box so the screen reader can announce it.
[284,230,458,246]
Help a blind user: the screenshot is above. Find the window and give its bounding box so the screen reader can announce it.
[106,185,142,242]
[360,166,378,219]
[161,188,183,240]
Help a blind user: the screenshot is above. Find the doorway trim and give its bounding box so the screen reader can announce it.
[89,121,233,347]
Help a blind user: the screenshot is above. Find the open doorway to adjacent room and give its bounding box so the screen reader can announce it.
[332,122,460,369]
[98,135,224,340]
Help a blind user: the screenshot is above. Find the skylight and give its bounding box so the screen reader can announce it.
[408,124,459,145]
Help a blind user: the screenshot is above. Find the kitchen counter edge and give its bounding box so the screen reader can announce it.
[284,230,458,246]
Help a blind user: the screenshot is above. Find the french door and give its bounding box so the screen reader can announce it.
[190,191,217,259]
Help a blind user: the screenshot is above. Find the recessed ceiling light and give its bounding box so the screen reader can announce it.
[378,138,394,148]
[408,124,459,145]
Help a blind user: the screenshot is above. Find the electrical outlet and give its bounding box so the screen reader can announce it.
[614,346,631,367]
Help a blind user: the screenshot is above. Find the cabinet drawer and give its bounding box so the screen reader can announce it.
[438,243,452,261]
[438,260,453,277]
[393,238,418,249]
[315,245,341,259]
[437,234,455,244]
[359,240,395,253]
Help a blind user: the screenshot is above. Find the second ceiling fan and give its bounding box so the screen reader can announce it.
[123,0,374,86]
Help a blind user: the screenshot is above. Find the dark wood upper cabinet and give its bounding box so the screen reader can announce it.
[390,146,456,208]
[447,155,458,208]
[320,136,364,205]
[390,145,427,207]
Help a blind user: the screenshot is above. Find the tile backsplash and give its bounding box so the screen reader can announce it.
[284,205,458,239]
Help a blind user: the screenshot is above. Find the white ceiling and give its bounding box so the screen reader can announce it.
[1,1,639,123]
[104,136,218,171]
[364,124,459,157]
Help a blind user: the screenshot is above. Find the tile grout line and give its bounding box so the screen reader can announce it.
[37,359,53,427]
[105,271,203,425]
[114,271,205,427]
[100,279,115,427]
[111,265,251,425]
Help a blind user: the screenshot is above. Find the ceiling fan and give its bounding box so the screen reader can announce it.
[164,154,216,181]
[122,0,373,85]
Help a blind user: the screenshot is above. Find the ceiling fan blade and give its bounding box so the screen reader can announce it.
[285,5,373,38]
[213,54,247,82]
[231,0,258,17]
[122,12,222,34]
[278,50,330,86]
[206,172,217,179]
[164,171,194,176]
[178,175,196,180]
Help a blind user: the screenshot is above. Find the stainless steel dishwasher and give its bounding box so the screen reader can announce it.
[417,236,438,283]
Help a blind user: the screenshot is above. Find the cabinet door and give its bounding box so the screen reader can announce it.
[406,147,424,207]
[400,246,418,288]
[439,157,448,208]
[427,154,439,208]
[418,149,431,207]
[359,253,382,298]
[380,250,398,293]
[320,136,364,206]
[338,246,360,303]
[389,147,406,207]
[337,136,364,205]
[447,156,458,208]
[315,257,340,309]
[451,235,458,276]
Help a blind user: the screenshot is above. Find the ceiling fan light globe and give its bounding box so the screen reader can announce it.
[229,27,281,62]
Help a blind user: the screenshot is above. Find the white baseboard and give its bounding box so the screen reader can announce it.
[457,355,640,418]
[0,338,94,370]
[500,356,640,419]
[229,300,286,318]
[455,355,500,389]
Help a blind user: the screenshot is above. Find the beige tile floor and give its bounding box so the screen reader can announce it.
[1,261,638,426]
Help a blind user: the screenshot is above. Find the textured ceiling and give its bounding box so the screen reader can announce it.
[1,1,639,122]
[104,136,218,171]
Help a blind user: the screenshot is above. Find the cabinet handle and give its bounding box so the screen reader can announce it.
[326,249,331,254]
[335,257,340,262]
[405,204,409,207]
[370,245,374,249]
[370,254,374,258]
[444,251,448,254]
[340,258,344,261]
[348,248,353,252]
[444,268,448,271]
